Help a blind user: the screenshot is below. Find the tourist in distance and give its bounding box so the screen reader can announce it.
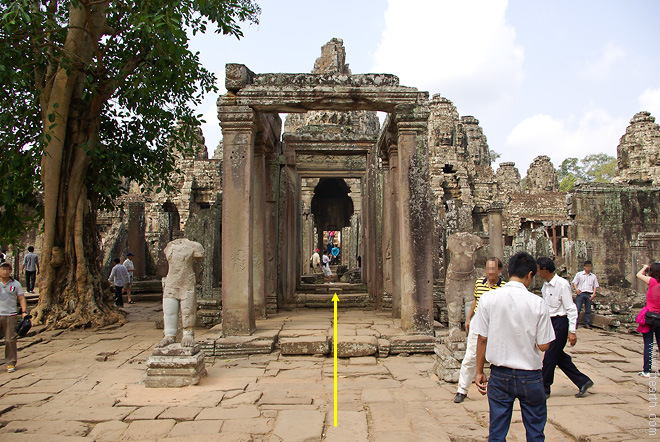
[108,258,129,307]
[572,260,599,329]
[22,246,39,294]
[123,252,135,304]
[310,248,321,274]
[331,244,340,265]
[0,261,28,373]
[537,257,594,399]
[635,262,660,377]
[473,252,555,442]
[322,250,333,283]
[453,257,505,403]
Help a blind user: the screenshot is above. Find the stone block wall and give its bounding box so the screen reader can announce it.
[569,182,660,287]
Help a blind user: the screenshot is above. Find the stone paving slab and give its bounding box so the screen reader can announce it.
[0,303,658,441]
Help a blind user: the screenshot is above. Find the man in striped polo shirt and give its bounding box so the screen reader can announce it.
[454,257,505,403]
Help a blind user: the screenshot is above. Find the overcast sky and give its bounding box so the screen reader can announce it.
[190,0,660,175]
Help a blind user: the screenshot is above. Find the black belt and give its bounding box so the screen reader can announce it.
[491,365,541,374]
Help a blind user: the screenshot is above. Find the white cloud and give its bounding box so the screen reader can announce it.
[372,0,524,114]
[580,41,626,82]
[200,104,221,158]
[503,106,626,174]
[638,87,660,120]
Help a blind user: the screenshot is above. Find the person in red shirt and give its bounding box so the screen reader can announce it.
[636,263,660,377]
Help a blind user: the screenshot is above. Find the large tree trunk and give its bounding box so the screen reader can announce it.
[32,2,124,329]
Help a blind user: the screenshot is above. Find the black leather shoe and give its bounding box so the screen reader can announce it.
[575,380,594,397]
[453,393,467,403]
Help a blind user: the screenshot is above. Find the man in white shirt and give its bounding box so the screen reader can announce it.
[123,252,135,304]
[310,249,321,274]
[537,257,594,399]
[571,260,600,329]
[473,252,555,442]
[108,258,129,307]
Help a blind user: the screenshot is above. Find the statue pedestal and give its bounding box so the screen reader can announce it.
[145,343,206,388]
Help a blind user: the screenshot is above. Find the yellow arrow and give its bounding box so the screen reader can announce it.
[332,292,339,427]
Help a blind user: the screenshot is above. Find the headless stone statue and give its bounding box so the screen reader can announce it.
[157,238,205,348]
[445,232,482,343]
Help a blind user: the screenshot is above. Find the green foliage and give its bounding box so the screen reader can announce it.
[0,0,260,242]
[557,154,617,191]
[489,149,501,162]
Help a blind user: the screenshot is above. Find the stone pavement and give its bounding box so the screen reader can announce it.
[0,302,658,441]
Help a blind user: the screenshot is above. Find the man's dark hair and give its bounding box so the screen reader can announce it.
[649,263,660,283]
[27,246,34,252]
[584,260,592,266]
[113,258,120,264]
[487,257,503,269]
[536,257,555,273]
[508,252,537,278]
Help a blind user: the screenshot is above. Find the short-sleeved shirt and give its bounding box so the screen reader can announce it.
[572,271,599,293]
[473,277,505,313]
[647,278,660,313]
[108,264,130,287]
[0,278,24,316]
[471,281,556,370]
[23,252,39,272]
[123,259,135,281]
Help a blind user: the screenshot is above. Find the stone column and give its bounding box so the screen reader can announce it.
[252,145,267,319]
[395,104,433,335]
[381,158,393,303]
[488,205,504,260]
[389,149,401,318]
[127,201,146,277]
[219,104,256,336]
[264,157,279,313]
[631,240,648,293]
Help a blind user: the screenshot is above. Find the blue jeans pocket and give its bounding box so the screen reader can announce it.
[521,378,545,405]
[488,373,511,401]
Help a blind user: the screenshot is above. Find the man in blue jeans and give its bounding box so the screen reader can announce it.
[572,260,599,329]
[473,252,556,441]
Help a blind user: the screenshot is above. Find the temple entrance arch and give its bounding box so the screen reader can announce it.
[218,63,435,337]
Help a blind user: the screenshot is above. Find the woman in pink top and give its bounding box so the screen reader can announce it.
[636,263,660,377]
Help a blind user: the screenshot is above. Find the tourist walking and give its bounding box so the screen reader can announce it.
[473,252,555,442]
[454,257,504,403]
[322,251,333,283]
[0,262,28,373]
[572,260,599,329]
[22,246,39,294]
[537,257,594,398]
[108,258,129,307]
[310,249,321,274]
[635,263,660,377]
[123,252,135,304]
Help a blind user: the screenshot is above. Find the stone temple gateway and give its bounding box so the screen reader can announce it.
[14,39,658,359]
[217,50,436,338]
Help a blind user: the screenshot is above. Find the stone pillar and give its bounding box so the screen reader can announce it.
[127,201,146,277]
[395,105,433,335]
[389,149,401,318]
[381,158,393,303]
[631,241,648,293]
[252,146,267,319]
[264,157,279,313]
[488,205,504,260]
[219,105,256,336]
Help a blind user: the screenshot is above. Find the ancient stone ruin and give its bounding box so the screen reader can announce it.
[11,38,660,360]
